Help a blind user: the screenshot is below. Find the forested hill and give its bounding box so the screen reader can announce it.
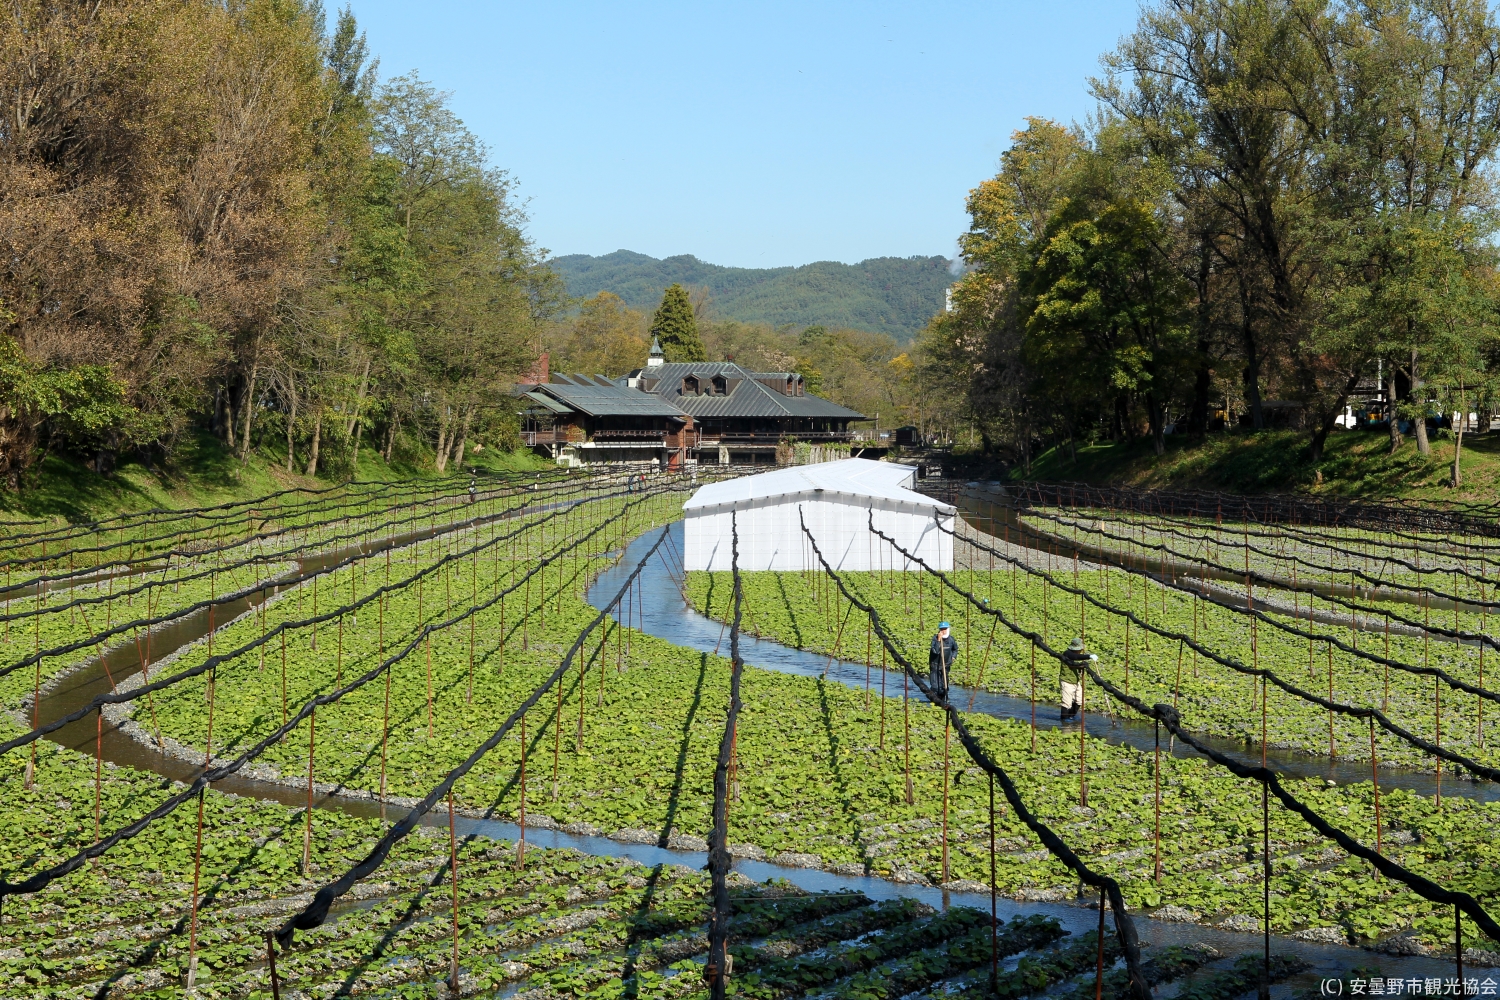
[548,251,956,339]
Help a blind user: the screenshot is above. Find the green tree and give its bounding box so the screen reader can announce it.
[547,292,647,377]
[793,326,828,394]
[1025,197,1193,456]
[650,283,707,362]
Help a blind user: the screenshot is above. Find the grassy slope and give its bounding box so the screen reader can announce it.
[0,430,551,524]
[1007,427,1500,499]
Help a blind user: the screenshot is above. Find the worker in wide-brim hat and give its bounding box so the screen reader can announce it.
[1060,636,1097,721]
[929,621,958,701]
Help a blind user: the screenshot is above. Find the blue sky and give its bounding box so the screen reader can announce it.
[344,1,1142,268]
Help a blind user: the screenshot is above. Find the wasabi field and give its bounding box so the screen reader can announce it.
[1,472,1497,998]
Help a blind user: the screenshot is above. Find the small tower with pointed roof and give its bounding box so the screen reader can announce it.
[646,337,665,368]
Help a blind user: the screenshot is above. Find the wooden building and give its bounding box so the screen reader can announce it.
[519,339,867,467]
[517,374,694,469]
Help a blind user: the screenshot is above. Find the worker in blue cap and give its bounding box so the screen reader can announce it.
[928,621,957,701]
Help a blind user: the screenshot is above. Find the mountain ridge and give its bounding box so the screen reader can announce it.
[546,249,956,340]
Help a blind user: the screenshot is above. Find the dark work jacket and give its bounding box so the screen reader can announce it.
[928,634,958,688]
[1060,650,1089,684]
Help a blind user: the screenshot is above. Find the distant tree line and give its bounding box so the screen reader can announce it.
[925,0,1500,485]
[0,0,559,488]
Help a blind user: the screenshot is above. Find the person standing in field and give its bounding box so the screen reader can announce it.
[1060,637,1096,721]
[929,621,957,701]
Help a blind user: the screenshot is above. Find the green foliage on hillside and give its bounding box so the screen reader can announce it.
[548,250,954,340]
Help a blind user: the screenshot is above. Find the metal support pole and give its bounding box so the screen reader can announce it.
[1095,889,1107,1000]
[989,770,999,995]
[941,718,951,884]
[301,705,315,875]
[903,667,913,805]
[266,932,281,999]
[1154,718,1162,883]
[517,712,528,868]
[1260,776,1271,1000]
[448,790,461,995]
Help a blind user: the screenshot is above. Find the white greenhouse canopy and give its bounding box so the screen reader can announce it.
[682,458,955,572]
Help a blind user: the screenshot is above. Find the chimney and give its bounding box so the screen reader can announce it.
[519,351,549,384]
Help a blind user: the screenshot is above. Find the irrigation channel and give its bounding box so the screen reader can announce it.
[29,502,1499,992]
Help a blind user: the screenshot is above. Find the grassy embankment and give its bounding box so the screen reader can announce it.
[1003,427,1500,499]
[0,430,551,525]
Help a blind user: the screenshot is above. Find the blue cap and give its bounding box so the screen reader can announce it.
[938,622,950,630]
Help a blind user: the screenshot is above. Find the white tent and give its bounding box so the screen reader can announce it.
[682,458,955,572]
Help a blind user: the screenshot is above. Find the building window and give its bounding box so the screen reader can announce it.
[682,376,699,395]
[711,375,727,395]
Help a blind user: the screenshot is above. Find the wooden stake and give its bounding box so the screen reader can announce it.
[552,669,563,799]
[1029,641,1037,752]
[448,789,461,995]
[1435,675,1443,806]
[187,665,216,995]
[302,706,316,874]
[517,712,528,868]
[989,770,999,995]
[1173,640,1183,709]
[1327,642,1336,758]
[1261,779,1271,1000]
[1369,716,1382,853]
[903,667,913,805]
[941,718,951,883]
[1079,670,1088,807]
[379,664,392,807]
[1094,889,1106,1000]
[1154,718,1162,883]
[266,933,281,999]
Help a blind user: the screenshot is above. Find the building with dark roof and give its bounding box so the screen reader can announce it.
[630,361,864,464]
[518,339,867,467]
[517,372,694,468]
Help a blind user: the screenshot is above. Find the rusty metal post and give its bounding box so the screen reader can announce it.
[266,933,281,999]
[448,790,461,995]
[301,705,316,875]
[517,712,528,868]
[1369,716,1382,853]
[1154,718,1162,883]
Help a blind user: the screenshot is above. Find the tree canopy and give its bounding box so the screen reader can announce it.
[649,284,708,363]
[924,0,1500,480]
[0,0,557,486]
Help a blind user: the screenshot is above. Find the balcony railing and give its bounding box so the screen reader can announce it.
[590,429,670,440]
[525,428,699,448]
[696,430,855,444]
